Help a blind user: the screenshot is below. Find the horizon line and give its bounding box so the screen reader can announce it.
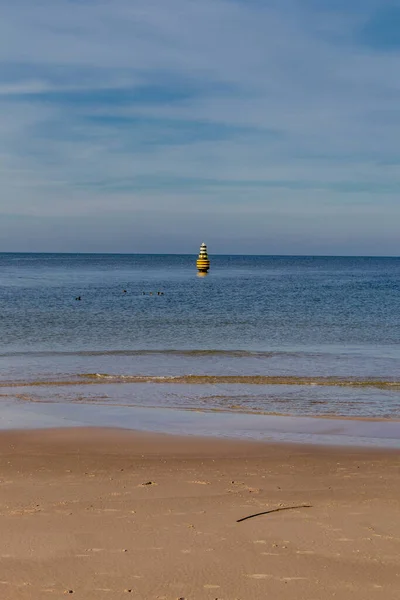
[0,251,399,259]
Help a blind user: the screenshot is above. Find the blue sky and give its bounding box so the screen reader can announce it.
[0,0,400,254]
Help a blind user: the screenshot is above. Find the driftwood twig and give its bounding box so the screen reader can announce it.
[237,504,312,523]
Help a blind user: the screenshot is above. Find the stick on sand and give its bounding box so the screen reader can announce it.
[237,504,312,523]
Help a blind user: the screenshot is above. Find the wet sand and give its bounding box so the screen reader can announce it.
[0,427,399,599]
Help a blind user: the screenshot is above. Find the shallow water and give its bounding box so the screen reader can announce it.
[2,381,400,419]
[1,400,400,449]
[1,253,400,422]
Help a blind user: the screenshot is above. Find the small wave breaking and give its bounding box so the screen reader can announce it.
[0,349,320,359]
[0,374,400,390]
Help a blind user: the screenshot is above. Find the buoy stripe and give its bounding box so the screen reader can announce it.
[197,243,210,271]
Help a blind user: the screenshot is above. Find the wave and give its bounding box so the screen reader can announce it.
[1,374,400,390]
[0,349,308,358]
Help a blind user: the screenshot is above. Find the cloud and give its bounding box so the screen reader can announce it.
[0,0,399,253]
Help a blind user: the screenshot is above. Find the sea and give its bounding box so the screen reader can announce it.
[1,253,400,444]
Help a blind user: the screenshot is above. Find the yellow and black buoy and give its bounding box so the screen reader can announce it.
[196,242,210,274]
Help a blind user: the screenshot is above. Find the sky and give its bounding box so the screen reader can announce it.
[0,0,400,255]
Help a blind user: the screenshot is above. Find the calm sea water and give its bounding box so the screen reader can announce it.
[1,253,400,421]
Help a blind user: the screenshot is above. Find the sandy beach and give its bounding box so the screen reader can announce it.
[0,428,399,599]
